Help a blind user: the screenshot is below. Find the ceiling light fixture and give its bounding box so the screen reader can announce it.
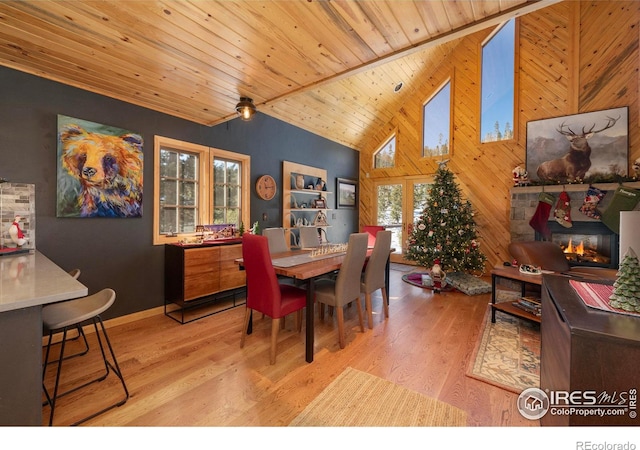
[235,97,256,121]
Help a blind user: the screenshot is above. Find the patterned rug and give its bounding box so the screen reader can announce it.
[467,306,540,394]
[289,367,467,426]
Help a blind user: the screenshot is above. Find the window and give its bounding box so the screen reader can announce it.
[422,79,451,158]
[374,134,396,168]
[480,19,515,143]
[154,136,250,245]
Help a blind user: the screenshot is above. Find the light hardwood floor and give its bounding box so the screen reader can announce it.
[42,265,539,427]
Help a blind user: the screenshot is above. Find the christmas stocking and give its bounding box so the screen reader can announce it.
[579,185,606,219]
[554,190,572,228]
[600,186,640,234]
[529,192,555,238]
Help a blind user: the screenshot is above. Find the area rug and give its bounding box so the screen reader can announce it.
[467,309,540,394]
[289,367,467,427]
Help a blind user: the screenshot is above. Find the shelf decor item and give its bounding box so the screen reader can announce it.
[294,174,305,190]
[312,198,326,209]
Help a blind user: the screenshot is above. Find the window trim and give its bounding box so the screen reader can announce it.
[153,136,250,245]
[421,76,453,159]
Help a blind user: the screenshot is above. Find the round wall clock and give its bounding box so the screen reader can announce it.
[256,174,277,200]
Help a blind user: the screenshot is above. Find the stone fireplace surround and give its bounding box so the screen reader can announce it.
[510,182,640,260]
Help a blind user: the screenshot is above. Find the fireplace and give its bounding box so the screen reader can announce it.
[535,221,619,269]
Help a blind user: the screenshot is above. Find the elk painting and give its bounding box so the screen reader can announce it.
[526,107,628,184]
[56,115,143,218]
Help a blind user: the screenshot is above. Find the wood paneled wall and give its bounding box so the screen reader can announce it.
[358,1,640,272]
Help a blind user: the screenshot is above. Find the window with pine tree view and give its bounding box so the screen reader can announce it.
[159,148,199,235]
[423,80,451,158]
[480,19,515,143]
[154,136,250,245]
[374,135,396,168]
[213,158,242,226]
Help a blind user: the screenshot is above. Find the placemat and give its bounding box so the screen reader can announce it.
[570,279,639,317]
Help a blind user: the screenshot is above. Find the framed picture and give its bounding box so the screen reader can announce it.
[526,106,628,184]
[312,198,326,209]
[336,178,357,209]
[57,115,144,218]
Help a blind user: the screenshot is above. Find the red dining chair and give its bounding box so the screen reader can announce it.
[362,225,385,248]
[240,233,307,364]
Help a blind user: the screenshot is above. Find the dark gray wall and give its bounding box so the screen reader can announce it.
[0,66,358,319]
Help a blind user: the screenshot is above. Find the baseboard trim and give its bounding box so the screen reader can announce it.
[42,305,165,345]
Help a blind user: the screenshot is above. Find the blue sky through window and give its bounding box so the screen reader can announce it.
[423,80,450,155]
[481,19,515,142]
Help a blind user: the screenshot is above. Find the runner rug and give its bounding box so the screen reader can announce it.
[289,367,467,427]
[467,308,540,394]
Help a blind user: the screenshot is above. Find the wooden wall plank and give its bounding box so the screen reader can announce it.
[360,1,640,271]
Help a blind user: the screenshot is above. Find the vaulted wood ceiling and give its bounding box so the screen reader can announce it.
[0,0,558,150]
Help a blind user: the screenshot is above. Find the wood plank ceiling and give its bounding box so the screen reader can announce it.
[0,0,557,150]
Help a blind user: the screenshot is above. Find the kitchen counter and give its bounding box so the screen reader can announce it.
[0,250,87,425]
[0,250,87,312]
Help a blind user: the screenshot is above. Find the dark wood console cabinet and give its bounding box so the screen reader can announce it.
[164,241,246,323]
[540,274,640,426]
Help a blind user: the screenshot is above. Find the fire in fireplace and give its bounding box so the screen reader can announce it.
[536,221,619,269]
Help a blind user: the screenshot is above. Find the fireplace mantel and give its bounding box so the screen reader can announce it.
[512,181,640,195]
[510,181,640,244]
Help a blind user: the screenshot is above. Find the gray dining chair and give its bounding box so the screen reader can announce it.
[263,227,289,254]
[360,230,392,329]
[315,232,368,349]
[299,227,321,249]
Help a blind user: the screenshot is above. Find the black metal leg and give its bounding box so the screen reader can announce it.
[305,277,315,363]
[384,257,390,303]
[491,274,497,323]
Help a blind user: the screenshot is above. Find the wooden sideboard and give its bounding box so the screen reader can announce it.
[164,241,246,323]
[540,274,640,426]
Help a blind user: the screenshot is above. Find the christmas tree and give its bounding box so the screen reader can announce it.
[405,161,487,274]
[609,247,640,313]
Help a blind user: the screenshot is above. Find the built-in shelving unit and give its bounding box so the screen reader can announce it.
[282,161,331,249]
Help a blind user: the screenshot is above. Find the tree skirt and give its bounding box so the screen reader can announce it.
[402,271,492,296]
[402,273,454,292]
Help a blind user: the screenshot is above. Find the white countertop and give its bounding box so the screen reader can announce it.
[0,250,88,312]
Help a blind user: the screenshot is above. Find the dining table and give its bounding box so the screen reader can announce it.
[236,246,391,363]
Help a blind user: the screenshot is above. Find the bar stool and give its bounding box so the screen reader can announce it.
[42,288,129,426]
[43,269,88,361]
